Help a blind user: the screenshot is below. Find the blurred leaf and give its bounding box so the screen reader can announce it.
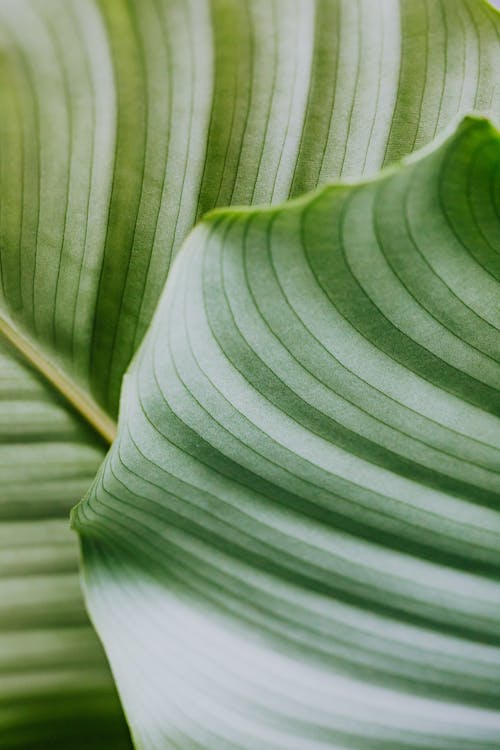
[0,339,131,748]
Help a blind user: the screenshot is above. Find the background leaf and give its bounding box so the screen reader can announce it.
[0,0,499,415]
[75,117,500,749]
[0,339,131,748]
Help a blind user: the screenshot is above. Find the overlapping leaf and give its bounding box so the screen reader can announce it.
[75,117,500,749]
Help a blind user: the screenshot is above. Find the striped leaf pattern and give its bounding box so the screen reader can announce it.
[0,1,499,748]
[0,339,131,748]
[75,118,500,749]
[0,0,499,415]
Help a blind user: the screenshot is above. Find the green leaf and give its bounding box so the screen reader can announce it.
[1,1,499,748]
[1,0,499,416]
[75,117,500,749]
[0,339,131,748]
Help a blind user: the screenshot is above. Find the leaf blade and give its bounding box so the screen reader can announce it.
[75,117,500,748]
[0,338,131,748]
[1,0,499,415]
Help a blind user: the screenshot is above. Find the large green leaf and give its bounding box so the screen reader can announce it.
[1,0,499,416]
[74,116,500,749]
[0,339,131,748]
[0,1,499,748]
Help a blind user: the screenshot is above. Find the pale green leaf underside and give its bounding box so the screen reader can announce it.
[75,118,500,749]
[0,0,499,417]
[0,340,131,748]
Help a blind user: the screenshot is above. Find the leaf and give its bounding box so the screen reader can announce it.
[0,339,131,748]
[0,0,499,416]
[0,1,499,747]
[75,117,500,749]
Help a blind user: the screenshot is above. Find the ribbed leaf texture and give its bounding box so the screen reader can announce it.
[0,1,499,748]
[75,117,500,750]
[0,0,499,415]
[0,340,131,748]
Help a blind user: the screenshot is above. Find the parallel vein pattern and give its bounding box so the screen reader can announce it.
[0,340,131,749]
[75,118,500,749]
[0,0,499,415]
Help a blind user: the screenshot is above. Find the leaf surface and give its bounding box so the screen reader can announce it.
[0,339,131,748]
[75,117,500,749]
[1,0,499,415]
[0,1,499,747]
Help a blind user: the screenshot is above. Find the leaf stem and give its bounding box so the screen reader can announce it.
[0,315,116,444]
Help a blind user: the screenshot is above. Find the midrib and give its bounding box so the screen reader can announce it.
[0,315,116,444]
